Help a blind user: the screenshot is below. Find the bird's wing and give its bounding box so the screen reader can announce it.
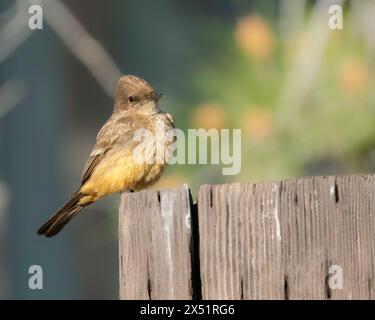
[81,115,133,185]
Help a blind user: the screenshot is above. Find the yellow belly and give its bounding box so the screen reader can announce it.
[79,149,166,204]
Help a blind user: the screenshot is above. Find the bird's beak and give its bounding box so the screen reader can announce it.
[151,92,164,101]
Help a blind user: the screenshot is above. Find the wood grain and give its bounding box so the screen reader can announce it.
[198,175,375,299]
[119,184,193,300]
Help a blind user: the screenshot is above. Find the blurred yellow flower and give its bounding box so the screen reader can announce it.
[242,107,273,142]
[235,15,274,61]
[339,58,369,96]
[192,102,226,129]
[153,173,186,190]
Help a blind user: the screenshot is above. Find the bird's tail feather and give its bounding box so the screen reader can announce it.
[37,192,84,237]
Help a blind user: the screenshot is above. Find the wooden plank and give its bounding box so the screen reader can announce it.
[119,184,193,300]
[198,175,375,300]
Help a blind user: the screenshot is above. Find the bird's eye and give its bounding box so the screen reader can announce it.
[128,96,137,102]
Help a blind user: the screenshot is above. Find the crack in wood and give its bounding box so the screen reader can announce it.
[209,186,213,208]
[324,258,332,299]
[284,275,289,300]
[334,179,339,203]
[146,252,152,300]
[240,279,244,300]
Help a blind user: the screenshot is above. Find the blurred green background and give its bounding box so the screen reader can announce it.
[0,0,374,299]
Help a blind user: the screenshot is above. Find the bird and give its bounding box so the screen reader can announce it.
[37,75,175,237]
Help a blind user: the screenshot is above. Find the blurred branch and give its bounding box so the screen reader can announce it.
[0,0,122,97]
[0,0,33,64]
[0,79,27,119]
[276,0,345,130]
[34,0,122,97]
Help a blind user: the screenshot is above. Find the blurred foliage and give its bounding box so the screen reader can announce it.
[159,8,375,194]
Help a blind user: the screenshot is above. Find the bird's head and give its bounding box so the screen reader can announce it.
[114,75,163,115]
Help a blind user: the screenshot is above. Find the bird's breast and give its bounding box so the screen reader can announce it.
[81,138,170,198]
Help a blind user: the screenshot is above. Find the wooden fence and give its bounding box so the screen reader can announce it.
[119,174,375,300]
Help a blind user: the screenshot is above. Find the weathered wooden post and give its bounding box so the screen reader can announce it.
[119,174,375,300]
[119,184,194,299]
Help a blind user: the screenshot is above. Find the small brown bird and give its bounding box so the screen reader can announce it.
[37,75,175,237]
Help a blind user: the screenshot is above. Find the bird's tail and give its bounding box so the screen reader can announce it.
[37,192,85,237]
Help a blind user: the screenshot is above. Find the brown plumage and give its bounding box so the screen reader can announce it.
[37,75,175,237]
